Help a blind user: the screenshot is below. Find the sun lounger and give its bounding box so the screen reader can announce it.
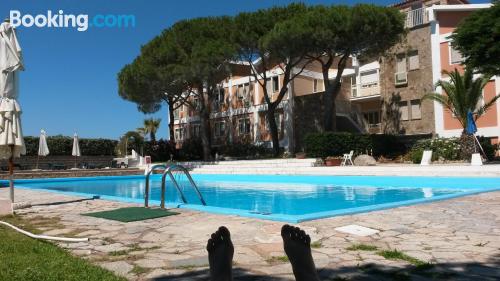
[420,150,432,166]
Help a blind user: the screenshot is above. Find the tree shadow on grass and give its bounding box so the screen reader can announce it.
[151,253,499,281]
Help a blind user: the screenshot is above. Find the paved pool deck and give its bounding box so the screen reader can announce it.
[1,188,499,281]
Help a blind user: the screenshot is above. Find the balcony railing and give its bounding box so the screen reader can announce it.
[351,82,381,99]
[405,7,428,28]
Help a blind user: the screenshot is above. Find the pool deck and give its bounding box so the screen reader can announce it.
[1,187,499,280]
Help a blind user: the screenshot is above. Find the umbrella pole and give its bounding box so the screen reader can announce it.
[36,154,40,170]
[74,156,77,169]
[8,145,14,203]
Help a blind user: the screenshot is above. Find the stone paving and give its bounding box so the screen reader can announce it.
[1,188,499,280]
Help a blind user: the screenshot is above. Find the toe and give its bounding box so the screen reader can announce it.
[305,234,311,245]
[207,238,214,251]
[281,224,292,238]
[218,226,231,240]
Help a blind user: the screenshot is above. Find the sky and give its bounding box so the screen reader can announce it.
[0,0,488,140]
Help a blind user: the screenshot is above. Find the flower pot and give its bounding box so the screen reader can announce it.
[325,159,342,166]
[295,152,306,159]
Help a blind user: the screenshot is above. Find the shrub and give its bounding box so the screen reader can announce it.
[477,136,496,161]
[406,137,461,163]
[178,138,204,160]
[305,132,414,158]
[24,135,117,156]
[218,142,271,158]
[144,139,176,162]
[369,134,406,158]
[304,132,371,158]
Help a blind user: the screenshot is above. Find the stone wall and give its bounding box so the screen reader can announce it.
[0,168,142,180]
[0,155,115,170]
[379,24,436,136]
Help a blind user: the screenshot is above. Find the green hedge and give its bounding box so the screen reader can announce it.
[303,132,414,158]
[24,136,117,156]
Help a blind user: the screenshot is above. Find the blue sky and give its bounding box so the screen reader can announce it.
[0,0,488,140]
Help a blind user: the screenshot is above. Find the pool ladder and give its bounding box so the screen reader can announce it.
[144,164,206,208]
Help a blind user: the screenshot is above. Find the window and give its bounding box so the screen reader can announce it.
[193,97,200,110]
[313,79,318,92]
[215,88,225,110]
[363,111,380,127]
[360,70,379,86]
[174,128,184,141]
[173,106,180,120]
[350,75,358,97]
[399,101,409,121]
[408,50,419,70]
[450,45,464,65]
[191,124,200,138]
[396,54,407,73]
[266,76,279,95]
[265,113,282,133]
[238,118,251,135]
[410,99,421,120]
[272,76,279,92]
[237,83,250,101]
[214,121,225,137]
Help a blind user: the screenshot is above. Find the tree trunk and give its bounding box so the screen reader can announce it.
[460,131,476,160]
[199,109,212,161]
[150,132,156,143]
[323,54,348,132]
[167,102,176,143]
[266,105,280,157]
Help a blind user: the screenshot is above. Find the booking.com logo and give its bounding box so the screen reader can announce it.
[9,10,135,32]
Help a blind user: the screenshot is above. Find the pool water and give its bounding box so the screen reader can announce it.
[10,174,500,222]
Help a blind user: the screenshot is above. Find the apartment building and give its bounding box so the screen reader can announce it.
[173,0,499,152]
[428,3,499,146]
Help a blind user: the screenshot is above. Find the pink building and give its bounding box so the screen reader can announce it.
[429,4,499,147]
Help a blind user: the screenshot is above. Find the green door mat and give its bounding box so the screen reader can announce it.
[83,207,178,222]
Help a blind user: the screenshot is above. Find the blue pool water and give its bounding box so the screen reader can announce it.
[9,174,500,222]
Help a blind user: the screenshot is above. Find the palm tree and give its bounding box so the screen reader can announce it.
[143,118,161,142]
[424,68,499,157]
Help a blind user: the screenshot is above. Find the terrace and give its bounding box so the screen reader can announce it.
[2,186,499,280]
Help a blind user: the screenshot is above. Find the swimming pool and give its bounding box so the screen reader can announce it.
[9,174,500,222]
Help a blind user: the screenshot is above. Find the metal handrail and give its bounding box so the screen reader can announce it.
[144,164,167,207]
[160,164,206,209]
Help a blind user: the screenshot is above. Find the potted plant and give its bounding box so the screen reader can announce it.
[325,156,342,166]
[295,152,306,159]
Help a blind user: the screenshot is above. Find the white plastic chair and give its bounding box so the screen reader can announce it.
[341,150,354,166]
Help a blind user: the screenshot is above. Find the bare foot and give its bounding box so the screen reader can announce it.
[207,226,234,281]
[281,224,320,281]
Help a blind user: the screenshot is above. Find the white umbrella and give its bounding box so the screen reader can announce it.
[0,19,25,203]
[72,133,80,168]
[36,129,49,169]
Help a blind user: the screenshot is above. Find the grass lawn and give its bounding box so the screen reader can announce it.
[0,216,125,281]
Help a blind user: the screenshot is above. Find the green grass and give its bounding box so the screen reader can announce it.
[130,265,149,275]
[376,249,427,266]
[108,243,160,256]
[346,243,378,251]
[266,255,289,264]
[311,241,322,248]
[0,215,125,281]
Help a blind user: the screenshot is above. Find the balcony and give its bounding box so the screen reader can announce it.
[404,7,428,29]
[350,82,381,100]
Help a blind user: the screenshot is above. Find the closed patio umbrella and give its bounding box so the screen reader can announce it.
[36,129,49,169]
[466,110,486,157]
[0,19,25,203]
[72,133,80,168]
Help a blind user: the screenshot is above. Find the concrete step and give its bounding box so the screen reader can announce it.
[178,159,317,169]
